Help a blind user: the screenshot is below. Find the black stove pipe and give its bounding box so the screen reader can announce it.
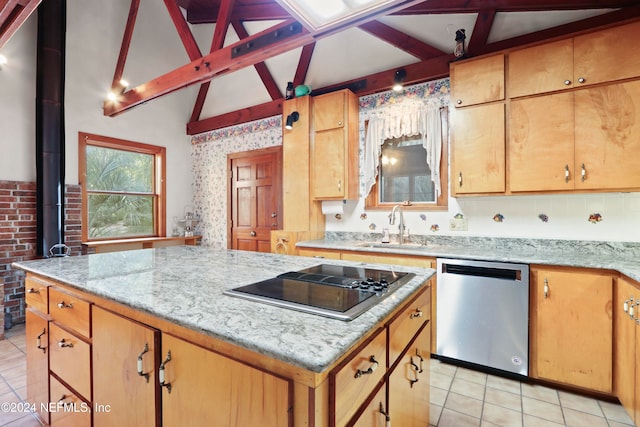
[35,0,66,258]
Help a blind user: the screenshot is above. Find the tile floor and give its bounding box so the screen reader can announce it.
[0,324,636,427]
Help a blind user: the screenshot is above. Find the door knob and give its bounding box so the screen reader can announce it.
[250,231,257,237]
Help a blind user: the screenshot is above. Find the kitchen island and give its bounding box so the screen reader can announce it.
[14,246,434,426]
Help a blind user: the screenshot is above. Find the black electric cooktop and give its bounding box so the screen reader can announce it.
[224,264,414,321]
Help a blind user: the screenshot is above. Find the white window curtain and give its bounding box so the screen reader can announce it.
[363,101,448,199]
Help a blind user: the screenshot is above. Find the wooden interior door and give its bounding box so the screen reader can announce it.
[229,147,282,252]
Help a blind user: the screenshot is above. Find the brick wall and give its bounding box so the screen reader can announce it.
[0,182,82,339]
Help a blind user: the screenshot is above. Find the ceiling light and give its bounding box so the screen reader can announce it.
[392,69,406,92]
[0,54,7,70]
[276,0,410,33]
[107,92,118,102]
[285,111,300,130]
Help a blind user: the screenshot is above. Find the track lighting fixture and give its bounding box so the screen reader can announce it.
[285,111,300,130]
[392,69,406,92]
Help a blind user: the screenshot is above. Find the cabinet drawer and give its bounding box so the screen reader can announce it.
[49,322,91,401]
[389,286,430,364]
[49,287,91,338]
[25,276,50,313]
[50,375,91,426]
[332,329,387,426]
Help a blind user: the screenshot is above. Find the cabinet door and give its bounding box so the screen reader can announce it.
[314,91,345,132]
[575,80,640,190]
[614,277,637,424]
[508,38,574,98]
[26,309,49,425]
[388,325,430,426]
[452,103,505,194]
[574,20,640,87]
[531,268,613,392]
[350,384,388,427]
[92,306,160,427]
[161,334,291,427]
[509,93,575,192]
[312,128,346,198]
[451,54,504,106]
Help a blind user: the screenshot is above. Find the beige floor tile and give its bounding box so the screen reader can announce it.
[430,385,448,406]
[431,371,454,391]
[486,374,521,395]
[599,400,635,425]
[484,387,521,412]
[562,407,608,427]
[430,403,443,426]
[521,383,560,405]
[558,391,603,417]
[3,414,41,427]
[445,392,483,419]
[456,367,488,386]
[522,396,565,424]
[431,359,458,377]
[523,414,565,427]
[608,421,636,427]
[482,402,523,427]
[438,408,480,427]
[450,377,486,401]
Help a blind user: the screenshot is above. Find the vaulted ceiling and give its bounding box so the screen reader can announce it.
[3,0,640,135]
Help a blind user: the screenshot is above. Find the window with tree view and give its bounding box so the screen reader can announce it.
[80,133,166,241]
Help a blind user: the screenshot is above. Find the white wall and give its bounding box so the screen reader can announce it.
[0,0,195,234]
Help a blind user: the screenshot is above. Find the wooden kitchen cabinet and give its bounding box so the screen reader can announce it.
[510,80,640,192]
[614,276,640,426]
[92,306,160,427]
[530,267,613,393]
[311,89,359,200]
[297,247,342,259]
[451,102,505,194]
[509,20,640,98]
[451,53,505,107]
[26,309,49,425]
[350,384,388,427]
[161,333,291,427]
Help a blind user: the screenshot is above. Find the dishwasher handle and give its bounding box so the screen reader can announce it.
[441,262,523,281]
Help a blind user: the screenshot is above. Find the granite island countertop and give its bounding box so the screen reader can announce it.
[12,246,434,374]
[296,236,640,282]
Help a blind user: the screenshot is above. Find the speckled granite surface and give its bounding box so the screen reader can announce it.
[12,246,434,373]
[299,232,640,282]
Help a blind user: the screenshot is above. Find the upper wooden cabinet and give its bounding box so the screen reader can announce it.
[510,80,640,192]
[451,103,505,195]
[451,54,505,107]
[509,20,640,98]
[311,89,359,200]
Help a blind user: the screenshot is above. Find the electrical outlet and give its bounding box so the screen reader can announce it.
[449,217,468,231]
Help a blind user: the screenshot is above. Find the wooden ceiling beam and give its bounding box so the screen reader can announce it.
[186,53,453,135]
[359,19,444,60]
[184,3,290,24]
[467,9,497,55]
[110,0,140,93]
[293,42,314,86]
[0,0,41,48]
[164,0,202,61]
[232,20,282,100]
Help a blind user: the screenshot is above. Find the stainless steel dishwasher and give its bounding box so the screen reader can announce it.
[436,258,529,377]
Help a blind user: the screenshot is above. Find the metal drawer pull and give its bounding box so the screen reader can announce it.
[458,172,463,187]
[354,355,379,378]
[409,308,423,319]
[57,395,68,403]
[581,163,587,182]
[415,350,424,373]
[159,351,172,393]
[623,297,634,313]
[338,180,342,192]
[57,301,73,309]
[27,288,40,294]
[409,356,420,387]
[564,165,570,183]
[564,79,571,85]
[543,278,549,299]
[58,339,73,348]
[578,77,586,84]
[37,329,46,353]
[137,343,150,382]
[379,402,391,426]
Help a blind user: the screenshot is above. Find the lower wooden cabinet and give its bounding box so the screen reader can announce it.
[530,266,613,393]
[615,276,640,426]
[350,384,388,427]
[389,324,430,426]
[49,376,91,427]
[25,309,49,425]
[92,306,160,427]
[161,333,291,427]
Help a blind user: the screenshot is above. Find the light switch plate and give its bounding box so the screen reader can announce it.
[449,217,468,231]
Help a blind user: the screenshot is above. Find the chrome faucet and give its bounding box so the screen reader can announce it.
[389,205,406,245]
